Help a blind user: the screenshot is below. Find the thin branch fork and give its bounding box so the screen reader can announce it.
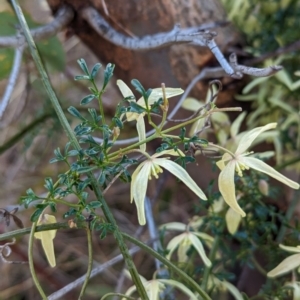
[0,6,74,48]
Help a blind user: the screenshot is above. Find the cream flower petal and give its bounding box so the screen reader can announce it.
[236,123,277,154]
[193,232,214,243]
[131,162,152,225]
[156,159,207,200]
[116,79,134,98]
[136,114,146,151]
[221,281,244,300]
[159,279,198,300]
[267,253,300,277]
[159,222,186,231]
[146,87,184,106]
[226,208,242,235]
[177,236,190,262]
[147,281,164,300]
[34,214,57,267]
[166,233,186,260]
[218,161,246,217]
[130,162,145,203]
[279,244,300,253]
[243,157,300,189]
[188,233,212,267]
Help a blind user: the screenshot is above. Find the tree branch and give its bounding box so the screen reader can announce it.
[0,6,74,48]
[0,43,24,119]
[81,7,239,77]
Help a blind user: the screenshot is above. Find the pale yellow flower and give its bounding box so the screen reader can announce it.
[117,80,183,151]
[216,123,299,216]
[268,244,300,278]
[160,221,213,267]
[123,270,198,300]
[131,150,207,225]
[34,214,57,267]
[207,275,244,300]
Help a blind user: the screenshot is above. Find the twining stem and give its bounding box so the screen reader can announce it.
[79,228,93,299]
[28,222,47,299]
[11,1,148,299]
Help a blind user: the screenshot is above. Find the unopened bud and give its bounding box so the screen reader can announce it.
[258,179,269,196]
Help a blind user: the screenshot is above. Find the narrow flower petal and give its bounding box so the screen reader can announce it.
[226,208,242,235]
[279,244,300,253]
[131,162,152,225]
[243,157,299,189]
[218,162,246,217]
[267,253,300,277]
[230,111,247,139]
[236,123,277,154]
[146,87,184,106]
[159,222,186,231]
[147,281,165,300]
[156,159,207,200]
[159,279,198,300]
[221,281,244,300]
[177,236,190,262]
[116,79,134,98]
[188,233,212,267]
[136,115,146,151]
[166,233,186,260]
[34,214,57,267]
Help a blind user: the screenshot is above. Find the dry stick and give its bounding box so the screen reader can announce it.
[81,7,237,77]
[0,6,74,48]
[0,44,24,118]
[48,246,141,300]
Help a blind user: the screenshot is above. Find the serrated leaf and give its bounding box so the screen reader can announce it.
[80,94,95,105]
[90,63,101,79]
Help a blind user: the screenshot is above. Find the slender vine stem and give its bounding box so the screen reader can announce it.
[79,228,93,299]
[11,1,148,298]
[28,222,47,299]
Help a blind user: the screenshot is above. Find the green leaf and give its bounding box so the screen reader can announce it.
[129,101,147,114]
[76,166,97,173]
[44,177,54,192]
[88,201,102,208]
[80,94,95,105]
[68,106,86,120]
[102,63,115,90]
[90,63,101,79]
[179,127,186,141]
[31,208,45,222]
[74,75,90,81]
[77,58,90,75]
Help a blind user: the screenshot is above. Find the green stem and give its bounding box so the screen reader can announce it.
[79,228,93,299]
[12,2,148,298]
[50,198,81,208]
[122,233,212,300]
[28,222,47,299]
[201,235,220,291]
